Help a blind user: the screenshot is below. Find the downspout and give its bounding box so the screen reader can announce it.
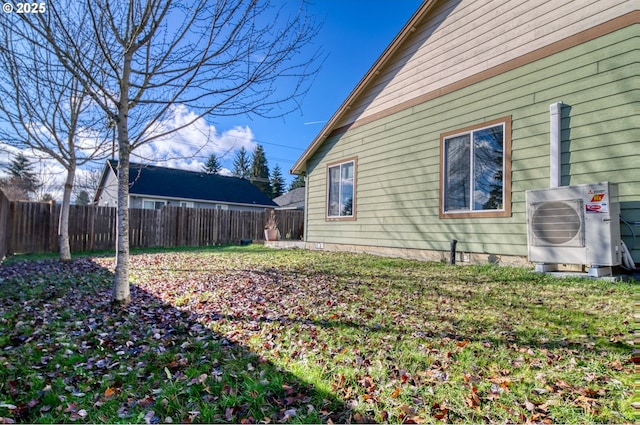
[549,102,563,188]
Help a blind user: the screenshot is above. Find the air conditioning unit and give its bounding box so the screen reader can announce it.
[526,182,621,272]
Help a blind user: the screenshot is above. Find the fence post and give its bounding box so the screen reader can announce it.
[0,190,9,258]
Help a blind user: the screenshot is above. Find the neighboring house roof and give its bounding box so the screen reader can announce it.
[273,187,305,210]
[96,160,277,207]
[291,0,439,174]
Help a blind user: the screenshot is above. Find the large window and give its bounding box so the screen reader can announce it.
[327,158,356,220]
[440,117,511,218]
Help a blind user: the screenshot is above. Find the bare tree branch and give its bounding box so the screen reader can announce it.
[5,0,324,304]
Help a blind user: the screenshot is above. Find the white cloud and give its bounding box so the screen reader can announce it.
[0,105,254,201]
[132,104,256,169]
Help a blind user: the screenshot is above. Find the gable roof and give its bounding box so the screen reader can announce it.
[291,0,638,175]
[273,187,305,209]
[291,0,439,175]
[100,160,277,207]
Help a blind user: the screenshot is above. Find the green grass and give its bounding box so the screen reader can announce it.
[0,245,635,423]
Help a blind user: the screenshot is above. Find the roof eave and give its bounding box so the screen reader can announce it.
[290,0,440,175]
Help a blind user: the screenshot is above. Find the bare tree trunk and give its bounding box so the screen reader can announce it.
[113,142,130,304]
[113,54,132,304]
[58,166,75,262]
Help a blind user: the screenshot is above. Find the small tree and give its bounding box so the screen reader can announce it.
[14,0,323,305]
[289,174,306,191]
[73,167,103,202]
[202,154,222,175]
[41,193,55,202]
[250,145,271,196]
[270,164,285,199]
[233,147,251,179]
[0,15,110,261]
[3,153,40,200]
[76,190,91,205]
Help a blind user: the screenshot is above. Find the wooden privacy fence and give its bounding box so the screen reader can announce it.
[0,191,9,257]
[2,200,304,255]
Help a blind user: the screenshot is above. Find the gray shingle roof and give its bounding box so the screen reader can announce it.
[108,160,277,207]
[273,187,305,209]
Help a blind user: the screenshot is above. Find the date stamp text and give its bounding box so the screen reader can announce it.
[2,3,46,14]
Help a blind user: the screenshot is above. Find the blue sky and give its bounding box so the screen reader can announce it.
[210,0,424,186]
[0,1,423,196]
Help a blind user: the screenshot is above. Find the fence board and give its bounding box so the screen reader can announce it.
[0,190,9,258]
[3,200,304,254]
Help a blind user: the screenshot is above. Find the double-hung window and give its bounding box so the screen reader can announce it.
[327,158,356,220]
[440,117,511,218]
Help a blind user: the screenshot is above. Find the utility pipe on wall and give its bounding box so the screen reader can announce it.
[549,102,563,188]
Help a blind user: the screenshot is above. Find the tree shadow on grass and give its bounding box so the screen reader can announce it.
[0,257,349,424]
[143,260,631,358]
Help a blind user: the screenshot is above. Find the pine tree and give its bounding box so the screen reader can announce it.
[270,164,285,199]
[203,154,222,175]
[250,144,272,196]
[289,174,305,191]
[3,153,40,200]
[76,190,91,205]
[232,147,251,178]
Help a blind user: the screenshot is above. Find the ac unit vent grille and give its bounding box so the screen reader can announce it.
[530,200,584,247]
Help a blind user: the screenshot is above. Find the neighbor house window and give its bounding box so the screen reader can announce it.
[180,201,194,208]
[440,117,511,218]
[327,158,356,220]
[143,199,166,210]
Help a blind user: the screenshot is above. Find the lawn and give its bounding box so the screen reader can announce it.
[0,245,634,423]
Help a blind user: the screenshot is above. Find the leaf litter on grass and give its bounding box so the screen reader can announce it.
[0,247,635,423]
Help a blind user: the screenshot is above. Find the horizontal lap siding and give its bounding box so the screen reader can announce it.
[306,25,640,261]
[338,0,634,126]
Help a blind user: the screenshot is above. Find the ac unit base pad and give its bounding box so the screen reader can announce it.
[587,266,613,277]
[534,263,558,272]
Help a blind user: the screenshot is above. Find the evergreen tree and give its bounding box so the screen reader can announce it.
[289,174,306,191]
[232,147,251,178]
[202,154,222,175]
[270,164,285,199]
[250,144,272,196]
[3,153,40,200]
[76,190,91,205]
[41,193,55,202]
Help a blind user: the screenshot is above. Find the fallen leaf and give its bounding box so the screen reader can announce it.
[524,398,535,412]
[283,408,297,420]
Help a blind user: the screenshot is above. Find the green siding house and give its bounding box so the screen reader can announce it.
[291,0,639,267]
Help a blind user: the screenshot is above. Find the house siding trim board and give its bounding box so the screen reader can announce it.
[302,23,639,263]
